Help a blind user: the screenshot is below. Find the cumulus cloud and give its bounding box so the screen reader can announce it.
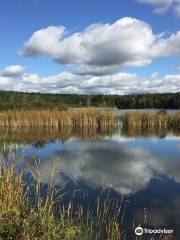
[0,65,25,88]
[20,26,65,58]
[0,65,180,94]
[137,0,180,17]
[1,65,25,77]
[20,17,180,76]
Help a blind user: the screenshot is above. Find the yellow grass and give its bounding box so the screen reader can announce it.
[0,109,116,129]
[121,111,180,130]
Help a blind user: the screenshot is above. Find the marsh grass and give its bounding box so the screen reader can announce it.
[121,111,180,133]
[0,109,116,129]
[0,148,24,213]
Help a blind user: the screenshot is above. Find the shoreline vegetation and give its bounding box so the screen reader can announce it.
[121,110,180,131]
[0,108,179,131]
[0,109,178,144]
[0,109,116,129]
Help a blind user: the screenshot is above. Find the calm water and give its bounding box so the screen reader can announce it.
[1,110,180,239]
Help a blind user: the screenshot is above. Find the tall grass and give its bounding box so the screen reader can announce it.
[0,148,24,213]
[0,109,116,129]
[121,111,180,131]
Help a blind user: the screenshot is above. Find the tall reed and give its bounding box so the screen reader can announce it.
[121,111,180,131]
[0,109,116,129]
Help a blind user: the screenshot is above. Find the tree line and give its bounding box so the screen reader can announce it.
[0,91,179,110]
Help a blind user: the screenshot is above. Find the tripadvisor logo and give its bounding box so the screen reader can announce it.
[135,227,174,236]
[135,227,143,236]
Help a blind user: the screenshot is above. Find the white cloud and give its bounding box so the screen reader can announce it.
[151,31,180,58]
[20,17,180,76]
[137,0,180,17]
[0,65,179,94]
[176,65,180,70]
[0,65,25,88]
[164,74,180,86]
[20,26,65,58]
[2,65,25,77]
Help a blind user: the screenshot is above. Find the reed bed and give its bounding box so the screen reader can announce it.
[121,111,180,131]
[0,109,116,129]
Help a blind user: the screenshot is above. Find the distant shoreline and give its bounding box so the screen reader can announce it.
[0,91,179,110]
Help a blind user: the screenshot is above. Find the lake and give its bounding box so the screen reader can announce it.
[1,110,180,239]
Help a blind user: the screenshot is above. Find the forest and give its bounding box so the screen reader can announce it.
[0,90,179,110]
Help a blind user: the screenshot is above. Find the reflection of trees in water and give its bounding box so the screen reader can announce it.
[0,127,115,146]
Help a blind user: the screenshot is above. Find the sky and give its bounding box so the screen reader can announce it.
[0,0,180,94]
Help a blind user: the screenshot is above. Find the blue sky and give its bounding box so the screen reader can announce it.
[0,0,180,94]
